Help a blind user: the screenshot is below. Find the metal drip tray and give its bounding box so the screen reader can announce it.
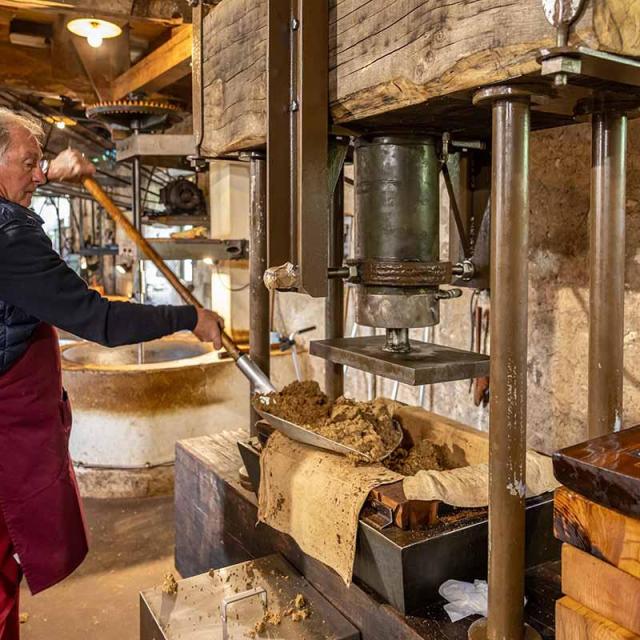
[310,336,490,385]
[140,554,359,639]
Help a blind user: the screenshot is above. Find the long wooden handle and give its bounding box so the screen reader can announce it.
[83,177,241,359]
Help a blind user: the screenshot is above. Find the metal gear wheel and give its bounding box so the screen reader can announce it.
[85,99,182,132]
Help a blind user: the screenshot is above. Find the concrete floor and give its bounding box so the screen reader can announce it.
[19,496,176,640]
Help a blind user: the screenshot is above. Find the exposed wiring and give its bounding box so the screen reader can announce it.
[212,262,249,292]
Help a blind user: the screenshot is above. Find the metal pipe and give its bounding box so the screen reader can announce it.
[469,87,537,640]
[366,327,377,401]
[131,129,144,305]
[249,152,271,432]
[588,109,627,437]
[131,126,145,364]
[325,168,345,401]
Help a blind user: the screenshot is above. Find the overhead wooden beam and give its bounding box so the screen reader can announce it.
[109,24,192,101]
[0,39,93,101]
[0,0,191,25]
[201,0,640,157]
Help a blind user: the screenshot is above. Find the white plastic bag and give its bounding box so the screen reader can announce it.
[438,579,489,622]
[438,579,527,623]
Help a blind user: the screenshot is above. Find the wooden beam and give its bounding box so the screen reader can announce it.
[562,544,640,635]
[556,597,640,640]
[0,0,191,25]
[109,24,192,101]
[554,487,640,580]
[0,39,93,101]
[200,0,640,157]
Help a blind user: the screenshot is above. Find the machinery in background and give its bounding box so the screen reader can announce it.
[159,178,206,217]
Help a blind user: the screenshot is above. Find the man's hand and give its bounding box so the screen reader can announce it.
[193,308,225,350]
[47,149,96,183]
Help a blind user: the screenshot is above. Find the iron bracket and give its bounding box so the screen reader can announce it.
[538,46,640,93]
[189,0,220,171]
[267,0,329,297]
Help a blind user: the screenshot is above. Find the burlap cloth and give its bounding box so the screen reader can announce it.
[258,430,559,583]
[403,450,560,507]
[258,431,402,584]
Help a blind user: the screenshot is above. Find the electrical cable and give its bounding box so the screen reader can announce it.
[212,262,249,292]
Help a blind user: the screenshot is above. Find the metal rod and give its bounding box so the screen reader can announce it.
[131,128,144,305]
[588,109,627,437]
[249,152,271,433]
[383,328,411,353]
[367,327,377,401]
[325,168,345,401]
[131,127,145,365]
[470,86,535,640]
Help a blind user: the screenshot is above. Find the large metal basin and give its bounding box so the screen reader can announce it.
[61,335,303,498]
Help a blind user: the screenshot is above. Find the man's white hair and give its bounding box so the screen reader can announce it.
[0,107,44,160]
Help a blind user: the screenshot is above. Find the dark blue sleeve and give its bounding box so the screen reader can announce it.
[0,218,197,346]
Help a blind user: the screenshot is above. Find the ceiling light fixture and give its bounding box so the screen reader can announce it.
[44,115,76,129]
[66,18,122,49]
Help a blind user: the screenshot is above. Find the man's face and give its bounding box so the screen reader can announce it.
[0,126,46,207]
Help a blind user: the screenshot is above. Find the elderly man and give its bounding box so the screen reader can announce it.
[0,108,224,639]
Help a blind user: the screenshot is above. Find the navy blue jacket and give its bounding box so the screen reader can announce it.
[0,197,197,374]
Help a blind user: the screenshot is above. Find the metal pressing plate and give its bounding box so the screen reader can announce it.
[140,554,359,640]
[255,408,403,463]
[310,336,490,386]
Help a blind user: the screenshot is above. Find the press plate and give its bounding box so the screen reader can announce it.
[310,336,490,386]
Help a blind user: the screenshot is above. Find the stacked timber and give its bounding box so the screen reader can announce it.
[552,426,640,639]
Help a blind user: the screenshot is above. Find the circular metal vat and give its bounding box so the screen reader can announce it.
[61,336,249,498]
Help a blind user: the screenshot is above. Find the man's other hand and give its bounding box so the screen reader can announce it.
[193,308,225,350]
[48,149,96,183]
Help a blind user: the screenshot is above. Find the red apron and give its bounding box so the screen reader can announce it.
[0,322,88,597]
[0,511,20,639]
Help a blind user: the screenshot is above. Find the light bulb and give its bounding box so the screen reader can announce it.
[87,32,103,48]
[55,120,66,130]
[203,257,214,266]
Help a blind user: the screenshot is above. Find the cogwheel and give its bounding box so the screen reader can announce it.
[85,99,182,132]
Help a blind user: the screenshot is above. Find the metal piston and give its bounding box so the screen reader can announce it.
[352,135,449,351]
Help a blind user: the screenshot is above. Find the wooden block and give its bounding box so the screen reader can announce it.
[556,597,640,640]
[109,24,192,101]
[554,487,640,579]
[553,425,640,518]
[562,545,640,635]
[369,481,439,529]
